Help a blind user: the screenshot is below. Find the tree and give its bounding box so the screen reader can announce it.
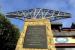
[0,13,20,50]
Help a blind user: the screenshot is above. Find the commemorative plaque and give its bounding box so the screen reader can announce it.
[23,25,47,49]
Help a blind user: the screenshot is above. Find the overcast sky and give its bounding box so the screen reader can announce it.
[0,0,75,31]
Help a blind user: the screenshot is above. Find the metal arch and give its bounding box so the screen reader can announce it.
[5,8,71,21]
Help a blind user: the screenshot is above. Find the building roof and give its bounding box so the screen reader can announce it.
[51,23,75,31]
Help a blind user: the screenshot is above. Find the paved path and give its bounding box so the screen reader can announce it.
[56,48,75,50]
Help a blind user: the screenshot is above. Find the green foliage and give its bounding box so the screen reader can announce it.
[0,13,20,50]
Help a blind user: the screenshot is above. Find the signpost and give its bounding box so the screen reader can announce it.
[23,26,47,49]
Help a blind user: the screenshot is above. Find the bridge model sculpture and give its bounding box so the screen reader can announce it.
[6,8,71,50]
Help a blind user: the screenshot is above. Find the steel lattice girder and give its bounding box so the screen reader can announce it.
[6,8,71,21]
